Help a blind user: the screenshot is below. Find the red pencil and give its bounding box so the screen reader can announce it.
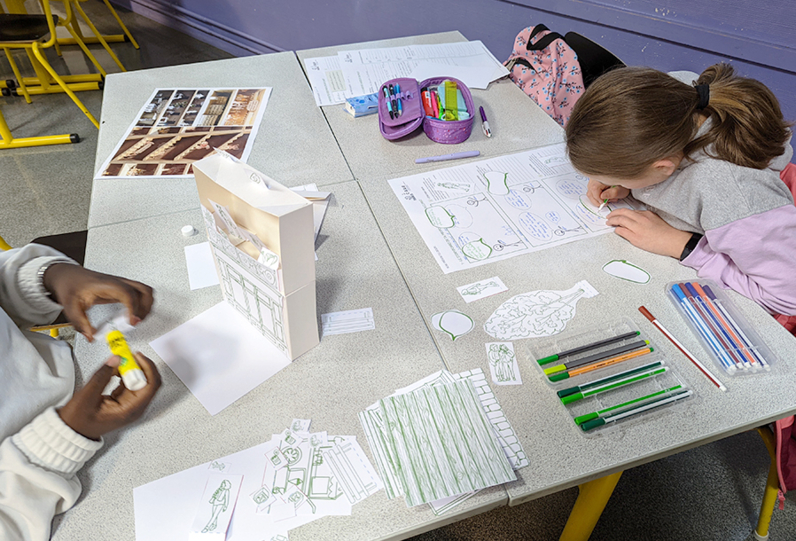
[638,306,727,392]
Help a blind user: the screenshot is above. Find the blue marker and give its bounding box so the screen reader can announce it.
[395,83,403,116]
[383,86,394,119]
[684,283,748,369]
[703,285,769,369]
[671,284,736,373]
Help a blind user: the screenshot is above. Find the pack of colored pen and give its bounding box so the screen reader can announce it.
[526,318,694,435]
[666,280,777,375]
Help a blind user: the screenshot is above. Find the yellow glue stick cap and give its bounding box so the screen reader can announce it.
[107,330,147,391]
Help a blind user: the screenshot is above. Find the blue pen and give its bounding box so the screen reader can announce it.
[383,86,394,119]
[395,83,403,116]
[671,285,736,372]
[388,84,398,118]
[684,283,749,369]
[703,285,769,369]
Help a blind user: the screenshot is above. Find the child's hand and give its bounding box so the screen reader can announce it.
[606,209,693,258]
[586,180,630,207]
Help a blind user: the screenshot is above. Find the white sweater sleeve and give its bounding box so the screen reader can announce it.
[0,408,103,541]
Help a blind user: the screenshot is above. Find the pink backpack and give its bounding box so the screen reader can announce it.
[505,24,585,127]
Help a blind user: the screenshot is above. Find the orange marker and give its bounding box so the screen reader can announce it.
[548,347,654,382]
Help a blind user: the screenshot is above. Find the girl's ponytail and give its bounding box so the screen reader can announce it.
[688,64,791,169]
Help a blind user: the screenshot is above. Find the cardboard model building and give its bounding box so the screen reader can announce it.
[193,152,319,360]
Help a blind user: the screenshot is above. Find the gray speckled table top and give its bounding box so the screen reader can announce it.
[357,171,796,507]
[90,52,353,228]
[57,181,507,541]
[296,32,564,181]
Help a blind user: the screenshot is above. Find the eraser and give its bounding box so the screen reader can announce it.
[344,93,379,118]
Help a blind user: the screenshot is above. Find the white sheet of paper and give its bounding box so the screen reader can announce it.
[149,302,291,415]
[304,56,347,106]
[456,276,508,303]
[339,41,507,97]
[185,242,220,290]
[190,473,243,540]
[602,259,651,284]
[388,143,645,274]
[486,342,522,386]
[321,308,375,336]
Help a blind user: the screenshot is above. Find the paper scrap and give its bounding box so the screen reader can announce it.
[457,276,508,303]
[304,56,347,106]
[486,342,521,385]
[431,309,474,341]
[429,491,479,516]
[190,473,243,540]
[321,308,375,336]
[483,280,599,339]
[185,242,220,290]
[149,302,291,415]
[602,259,650,284]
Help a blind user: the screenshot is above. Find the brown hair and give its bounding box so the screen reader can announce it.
[565,64,791,179]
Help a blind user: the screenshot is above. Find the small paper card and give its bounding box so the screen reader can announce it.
[189,473,243,540]
[486,342,522,386]
[456,276,508,303]
[321,308,375,336]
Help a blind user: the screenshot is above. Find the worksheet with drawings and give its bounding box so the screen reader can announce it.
[388,142,644,274]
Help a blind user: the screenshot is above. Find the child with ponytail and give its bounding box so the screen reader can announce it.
[565,64,796,320]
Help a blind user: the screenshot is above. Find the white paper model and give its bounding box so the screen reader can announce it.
[193,153,319,360]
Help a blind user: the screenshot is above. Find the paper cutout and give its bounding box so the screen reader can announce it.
[185,242,221,290]
[190,473,243,540]
[431,310,474,341]
[486,342,522,385]
[602,259,651,284]
[375,379,515,507]
[484,280,599,339]
[321,308,375,336]
[457,276,508,303]
[208,461,232,473]
[290,419,311,432]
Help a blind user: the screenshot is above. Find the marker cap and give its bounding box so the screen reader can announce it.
[121,368,147,391]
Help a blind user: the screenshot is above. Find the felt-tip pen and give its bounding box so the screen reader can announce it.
[395,83,403,116]
[106,329,147,391]
[383,87,394,119]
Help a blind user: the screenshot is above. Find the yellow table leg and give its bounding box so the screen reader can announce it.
[0,109,80,149]
[755,427,778,540]
[560,471,623,541]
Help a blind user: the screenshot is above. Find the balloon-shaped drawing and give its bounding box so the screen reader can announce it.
[431,310,474,341]
[461,238,492,260]
[483,171,509,195]
[425,206,455,228]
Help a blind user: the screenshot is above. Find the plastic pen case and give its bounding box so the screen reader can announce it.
[666,280,776,375]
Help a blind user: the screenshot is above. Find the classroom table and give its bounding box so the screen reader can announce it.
[59,30,796,541]
[89,52,353,229]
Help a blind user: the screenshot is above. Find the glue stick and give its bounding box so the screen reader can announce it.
[106,329,147,391]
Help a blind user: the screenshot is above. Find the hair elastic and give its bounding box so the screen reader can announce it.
[695,84,710,110]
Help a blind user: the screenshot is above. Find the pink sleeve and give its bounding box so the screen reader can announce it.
[682,205,796,316]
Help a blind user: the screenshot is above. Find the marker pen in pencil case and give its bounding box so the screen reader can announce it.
[106,328,147,391]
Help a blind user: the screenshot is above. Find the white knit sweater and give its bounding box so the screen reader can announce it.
[0,245,103,541]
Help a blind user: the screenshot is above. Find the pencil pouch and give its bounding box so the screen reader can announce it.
[666,280,777,375]
[377,76,474,144]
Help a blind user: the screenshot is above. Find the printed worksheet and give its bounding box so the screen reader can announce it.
[388,143,644,274]
[97,87,271,179]
[339,41,507,97]
[303,56,347,106]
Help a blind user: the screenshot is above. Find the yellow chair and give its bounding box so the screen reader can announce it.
[0,5,101,128]
[1,105,80,148]
[49,0,128,72]
[57,0,139,50]
[754,426,779,541]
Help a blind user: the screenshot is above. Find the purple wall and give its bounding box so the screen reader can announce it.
[116,0,796,125]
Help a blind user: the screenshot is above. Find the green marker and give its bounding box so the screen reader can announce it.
[579,388,693,432]
[557,361,663,399]
[574,384,685,426]
[536,331,640,365]
[560,367,668,405]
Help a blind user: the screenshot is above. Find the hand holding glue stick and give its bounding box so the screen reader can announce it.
[96,313,147,390]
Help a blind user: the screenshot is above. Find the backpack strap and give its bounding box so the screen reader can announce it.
[529,24,550,39]
[526,31,565,51]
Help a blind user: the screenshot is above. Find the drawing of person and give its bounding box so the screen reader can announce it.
[488,344,515,382]
[202,479,231,533]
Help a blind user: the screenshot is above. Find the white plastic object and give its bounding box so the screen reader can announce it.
[181,225,197,237]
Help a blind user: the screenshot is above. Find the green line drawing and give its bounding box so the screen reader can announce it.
[602,259,651,284]
[484,280,599,339]
[461,238,492,260]
[425,206,456,228]
[578,194,612,218]
[487,343,521,385]
[201,479,231,533]
[435,181,473,193]
[461,281,498,296]
[483,171,509,195]
[431,310,474,341]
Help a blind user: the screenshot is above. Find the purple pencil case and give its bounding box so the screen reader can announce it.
[377,76,474,144]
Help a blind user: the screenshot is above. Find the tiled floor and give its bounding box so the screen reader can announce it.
[1,2,795,540]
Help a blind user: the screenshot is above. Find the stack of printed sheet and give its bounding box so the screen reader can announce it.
[134,419,382,541]
[359,368,528,514]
